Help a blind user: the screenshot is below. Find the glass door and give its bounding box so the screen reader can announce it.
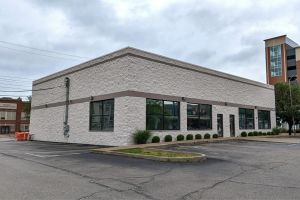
[230,115,235,137]
[217,114,223,137]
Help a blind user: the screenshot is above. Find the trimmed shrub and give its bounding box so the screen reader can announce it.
[270,132,275,135]
[262,132,267,136]
[212,134,218,139]
[195,134,202,140]
[204,133,211,139]
[186,134,194,140]
[248,132,253,136]
[279,128,288,133]
[258,131,263,136]
[272,127,280,135]
[133,130,152,144]
[164,135,172,142]
[177,134,184,141]
[151,136,160,143]
[253,131,258,136]
[241,131,247,137]
[267,132,271,135]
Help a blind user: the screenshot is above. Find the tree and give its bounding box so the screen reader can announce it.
[23,96,32,120]
[275,83,300,135]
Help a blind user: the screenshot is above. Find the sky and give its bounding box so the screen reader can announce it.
[0,0,299,99]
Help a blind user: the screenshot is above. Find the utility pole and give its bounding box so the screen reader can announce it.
[64,77,70,138]
[288,76,296,136]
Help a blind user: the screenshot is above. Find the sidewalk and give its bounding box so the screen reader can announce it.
[0,134,15,142]
[242,136,300,144]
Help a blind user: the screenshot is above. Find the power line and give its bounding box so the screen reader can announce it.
[0,85,63,92]
[0,82,32,88]
[0,45,85,61]
[0,95,29,97]
[0,75,35,81]
[0,77,33,83]
[0,40,90,59]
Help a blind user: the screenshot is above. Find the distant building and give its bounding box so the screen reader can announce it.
[0,98,30,134]
[264,35,300,85]
[30,47,275,146]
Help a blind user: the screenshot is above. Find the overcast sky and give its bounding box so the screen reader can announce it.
[0,0,299,98]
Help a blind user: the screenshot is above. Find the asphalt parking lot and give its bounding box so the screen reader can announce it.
[1,139,300,200]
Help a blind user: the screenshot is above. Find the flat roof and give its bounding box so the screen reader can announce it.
[33,47,273,90]
[264,35,286,41]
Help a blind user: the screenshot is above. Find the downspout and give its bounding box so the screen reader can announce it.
[63,77,70,138]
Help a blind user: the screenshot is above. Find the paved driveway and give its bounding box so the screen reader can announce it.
[0,140,300,200]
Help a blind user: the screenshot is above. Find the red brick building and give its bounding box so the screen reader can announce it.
[264,35,300,85]
[0,97,30,134]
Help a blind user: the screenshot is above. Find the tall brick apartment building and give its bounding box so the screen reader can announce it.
[265,35,300,85]
[0,97,30,134]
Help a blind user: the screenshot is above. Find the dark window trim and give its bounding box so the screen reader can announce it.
[89,99,114,132]
[187,103,212,131]
[239,108,255,130]
[258,110,271,129]
[146,98,180,130]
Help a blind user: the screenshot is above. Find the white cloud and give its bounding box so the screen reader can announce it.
[0,0,299,98]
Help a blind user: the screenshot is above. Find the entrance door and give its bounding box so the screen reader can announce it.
[0,126,10,134]
[217,114,223,137]
[230,115,235,137]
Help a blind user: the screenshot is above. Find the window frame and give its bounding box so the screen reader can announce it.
[89,99,114,132]
[258,110,271,129]
[146,98,180,131]
[239,108,255,130]
[187,103,212,130]
[270,45,282,77]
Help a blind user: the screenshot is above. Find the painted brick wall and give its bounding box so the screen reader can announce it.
[31,52,276,146]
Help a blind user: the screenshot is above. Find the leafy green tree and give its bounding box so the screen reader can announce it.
[275,83,300,135]
[23,96,31,120]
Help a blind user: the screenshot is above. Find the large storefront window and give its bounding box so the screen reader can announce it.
[239,108,254,129]
[146,99,180,130]
[90,99,114,131]
[270,45,282,77]
[258,110,271,129]
[187,103,212,130]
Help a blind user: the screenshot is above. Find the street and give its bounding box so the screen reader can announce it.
[0,140,300,200]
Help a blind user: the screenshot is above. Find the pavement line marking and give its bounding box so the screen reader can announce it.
[25,153,46,158]
[25,152,85,158]
[30,149,93,154]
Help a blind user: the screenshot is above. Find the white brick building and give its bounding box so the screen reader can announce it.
[30,47,276,146]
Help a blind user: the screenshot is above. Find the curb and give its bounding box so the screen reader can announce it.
[92,148,206,163]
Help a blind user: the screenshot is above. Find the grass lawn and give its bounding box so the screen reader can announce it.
[114,148,197,158]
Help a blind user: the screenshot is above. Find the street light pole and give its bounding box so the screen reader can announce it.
[288,76,296,136]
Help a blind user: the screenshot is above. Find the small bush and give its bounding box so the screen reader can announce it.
[253,131,258,136]
[262,132,267,136]
[151,136,160,143]
[279,128,288,133]
[186,134,194,140]
[241,131,247,137]
[204,133,211,139]
[212,134,218,139]
[272,127,280,135]
[258,131,263,136]
[133,130,152,144]
[164,135,172,142]
[248,132,253,136]
[177,134,184,141]
[270,132,275,135]
[195,134,202,140]
[267,132,271,135]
